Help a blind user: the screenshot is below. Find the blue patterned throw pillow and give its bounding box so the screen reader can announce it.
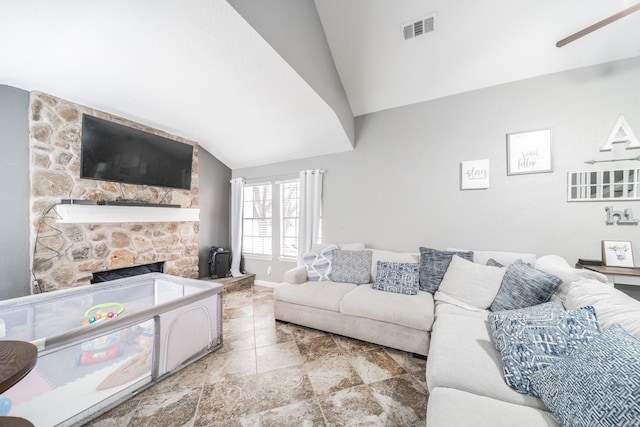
[530,324,640,427]
[302,245,337,281]
[372,261,419,295]
[329,250,372,284]
[488,301,566,352]
[490,259,562,311]
[489,305,601,396]
[418,247,473,293]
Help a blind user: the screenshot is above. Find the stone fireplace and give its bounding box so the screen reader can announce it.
[29,92,200,293]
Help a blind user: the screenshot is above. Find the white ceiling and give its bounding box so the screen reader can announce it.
[0,0,352,169]
[315,0,640,116]
[2,1,640,169]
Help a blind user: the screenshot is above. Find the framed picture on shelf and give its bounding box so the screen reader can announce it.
[507,129,553,175]
[601,240,635,268]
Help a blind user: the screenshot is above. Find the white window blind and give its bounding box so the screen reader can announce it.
[280,181,299,259]
[242,183,272,256]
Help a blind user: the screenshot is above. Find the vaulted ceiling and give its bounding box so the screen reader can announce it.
[1,0,639,169]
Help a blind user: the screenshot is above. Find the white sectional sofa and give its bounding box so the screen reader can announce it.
[275,246,433,356]
[274,245,640,426]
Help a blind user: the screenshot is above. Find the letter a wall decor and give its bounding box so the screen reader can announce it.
[600,115,640,151]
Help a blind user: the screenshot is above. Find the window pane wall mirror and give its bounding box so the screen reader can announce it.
[568,168,640,201]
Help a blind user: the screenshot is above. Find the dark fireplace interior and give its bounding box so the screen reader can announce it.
[91,262,165,284]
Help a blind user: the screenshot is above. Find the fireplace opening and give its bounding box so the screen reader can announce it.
[91,262,165,284]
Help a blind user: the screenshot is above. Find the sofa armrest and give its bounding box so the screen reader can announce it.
[283,265,308,284]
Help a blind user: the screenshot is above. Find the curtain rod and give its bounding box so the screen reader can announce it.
[235,169,325,185]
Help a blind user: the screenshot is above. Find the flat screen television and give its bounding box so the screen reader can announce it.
[80,114,193,190]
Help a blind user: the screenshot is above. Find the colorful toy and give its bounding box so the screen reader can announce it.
[81,302,125,326]
[76,303,125,366]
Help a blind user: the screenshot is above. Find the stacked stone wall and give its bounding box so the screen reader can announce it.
[29,92,200,292]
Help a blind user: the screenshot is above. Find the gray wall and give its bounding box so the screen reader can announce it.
[227,0,354,147]
[0,85,31,299]
[234,57,640,283]
[198,148,231,278]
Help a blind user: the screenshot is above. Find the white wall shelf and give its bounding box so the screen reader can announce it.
[56,204,200,223]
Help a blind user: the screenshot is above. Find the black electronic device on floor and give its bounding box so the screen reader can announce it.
[209,246,231,279]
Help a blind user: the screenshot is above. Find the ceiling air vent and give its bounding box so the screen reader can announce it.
[401,13,436,42]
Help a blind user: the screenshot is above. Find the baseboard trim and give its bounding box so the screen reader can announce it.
[255,279,281,288]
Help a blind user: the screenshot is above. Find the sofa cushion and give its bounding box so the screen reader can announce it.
[427,388,559,427]
[371,261,419,295]
[419,247,473,293]
[338,242,365,251]
[273,282,357,312]
[435,255,506,310]
[339,285,434,331]
[447,247,537,266]
[329,250,372,284]
[434,301,491,320]
[530,324,640,427]
[489,305,601,396]
[533,255,608,302]
[565,278,640,339]
[367,248,419,280]
[490,260,562,311]
[426,311,549,410]
[302,245,337,281]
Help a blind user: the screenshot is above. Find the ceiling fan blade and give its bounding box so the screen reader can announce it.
[556,3,640,47]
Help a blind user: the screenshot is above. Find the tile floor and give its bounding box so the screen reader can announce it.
[86,285,429,426]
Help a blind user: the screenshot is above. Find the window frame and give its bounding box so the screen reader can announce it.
[241,182,273,259]
[278,179,300,261]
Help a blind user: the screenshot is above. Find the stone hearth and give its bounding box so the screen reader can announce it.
[210,274,256,293]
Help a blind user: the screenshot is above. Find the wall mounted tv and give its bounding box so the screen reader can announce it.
[80,114,193,190]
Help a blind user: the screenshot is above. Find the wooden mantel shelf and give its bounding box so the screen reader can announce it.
[56,204,200,223]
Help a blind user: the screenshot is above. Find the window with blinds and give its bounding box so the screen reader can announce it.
[280,181,299,259]
[242,183,272,256]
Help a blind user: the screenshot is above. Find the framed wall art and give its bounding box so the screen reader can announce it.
[507,129,553,175]
[460,159,490,190]
[601,240,635,268]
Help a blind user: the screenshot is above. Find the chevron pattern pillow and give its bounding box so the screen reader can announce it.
[302,245,337,281]
[530,324,640,427]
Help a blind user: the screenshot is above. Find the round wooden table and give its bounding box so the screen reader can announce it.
[0,341,38,394]
[0,341,37,427]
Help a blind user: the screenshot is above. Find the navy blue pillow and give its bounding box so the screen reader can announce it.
[418,247,473,293]
[490,259,562,311]
[372,261,419,295]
